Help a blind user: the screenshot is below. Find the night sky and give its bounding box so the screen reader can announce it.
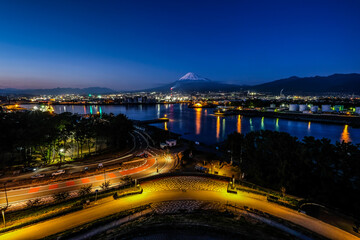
[0,0,359,90]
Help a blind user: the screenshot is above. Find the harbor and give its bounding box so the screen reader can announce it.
[18,103,360,144]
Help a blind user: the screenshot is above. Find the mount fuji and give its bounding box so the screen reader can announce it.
[144,72,244,93]
[178,72,211,82]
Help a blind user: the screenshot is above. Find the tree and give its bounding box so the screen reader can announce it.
[224,130,360,217]
[53,192,70,202]
[0,112,133,168]
[280,186,286,198]
[100,180,111,190]
[104,114,133,149]
[26,198,41,208]
[74,118,88,158]
[121,176,133,185]
[78,184,92,197]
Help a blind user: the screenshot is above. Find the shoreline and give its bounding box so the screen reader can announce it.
[15,102,190,106]
[16,103,360,127]
[218,110,360,128]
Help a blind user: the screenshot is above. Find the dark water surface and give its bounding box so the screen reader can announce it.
[22,104,359,145]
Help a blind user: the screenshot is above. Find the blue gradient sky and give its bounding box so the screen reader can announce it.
[0,0,359,90]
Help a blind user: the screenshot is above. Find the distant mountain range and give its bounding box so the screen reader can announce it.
[145,72,245,93]
[145,72,360,94]
[251,73,360,94]
[0,87,115,96]
[1,73,359,95]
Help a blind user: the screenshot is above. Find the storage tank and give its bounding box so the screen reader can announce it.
[321,105,332,112]
[310,106,319,113]
[334,105,344,112]
[289,104,299,112]
[355,107,360,114]
[299,104,308,111]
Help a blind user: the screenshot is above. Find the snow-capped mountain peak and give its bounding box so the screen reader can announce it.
[178,72,210,81]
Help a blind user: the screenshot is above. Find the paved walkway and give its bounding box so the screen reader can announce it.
[1,176,358,240]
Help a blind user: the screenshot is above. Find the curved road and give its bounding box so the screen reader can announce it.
[0,130,175,207]
[1,176,357,240]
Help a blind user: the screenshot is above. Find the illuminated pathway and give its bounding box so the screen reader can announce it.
[1,176,357,240]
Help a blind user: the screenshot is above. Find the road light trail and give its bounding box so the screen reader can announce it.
[0,155,172,206]
[0,128,171,206]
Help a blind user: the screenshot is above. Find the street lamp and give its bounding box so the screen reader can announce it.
[59,148,65,166]
[95,189,98,202]
[1,210,5,228]
[1,183,9,228]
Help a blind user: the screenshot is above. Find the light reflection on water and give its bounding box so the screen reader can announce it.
[340,125,351,143]
[195,108,201,135]
[21,103,358,145]
[216,116,220,140]
[222,118,226,139]
[237,115,241,134]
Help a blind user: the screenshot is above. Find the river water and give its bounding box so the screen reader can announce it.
[22,104,359,145]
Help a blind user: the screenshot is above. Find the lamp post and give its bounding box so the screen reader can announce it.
[1,210,5,228]
[1,183,9,228]
[59,148,64,166]
[95,189,98,202]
